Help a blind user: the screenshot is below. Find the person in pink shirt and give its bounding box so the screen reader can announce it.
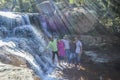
[57,39,65,65]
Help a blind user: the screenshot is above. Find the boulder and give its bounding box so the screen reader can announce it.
[36,1,97,34]
[7,54,27,67]
[34,75,40,80]
[62,7,97,34]
[0,52,27,67]
[80,35,120,50]
[0,54,11,64]
[0,62,40,80]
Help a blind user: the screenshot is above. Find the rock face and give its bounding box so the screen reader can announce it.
[0,49,40,80]
[36,1,96,35]
[0,51,41,80]
[81,35,119,46]
[0,62,40,80]
[0,40,27,67]
[5,54,27,67]
[61,7,96,34]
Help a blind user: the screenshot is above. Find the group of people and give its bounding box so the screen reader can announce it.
[47,35,82,68]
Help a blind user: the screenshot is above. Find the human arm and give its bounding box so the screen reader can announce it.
[79,41,82,54]
[46,42,51,51]
[80,44,82,54]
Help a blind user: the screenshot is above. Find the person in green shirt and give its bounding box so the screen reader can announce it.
[47,37,59,64]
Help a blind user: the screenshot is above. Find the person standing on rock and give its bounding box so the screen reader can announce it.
[62,35,71,65]
[57,38,65,65]
[47,36,59,64]
[74,36,82,68]
[69,37,76,67]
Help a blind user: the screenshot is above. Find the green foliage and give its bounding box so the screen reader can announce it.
[84,0,120,35]
[0,0,37,12]
[0,0,12,11]
[60,0,120,36]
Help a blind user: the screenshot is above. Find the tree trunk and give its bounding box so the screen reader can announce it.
[18,0,24,12]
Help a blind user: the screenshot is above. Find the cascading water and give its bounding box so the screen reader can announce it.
[0,11,56,80]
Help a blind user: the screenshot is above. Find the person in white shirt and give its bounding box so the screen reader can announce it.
[62,35,71,64]
[75,36,82,67]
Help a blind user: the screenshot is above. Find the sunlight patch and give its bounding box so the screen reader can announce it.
[0,11,20,18]
[0,40,16,48]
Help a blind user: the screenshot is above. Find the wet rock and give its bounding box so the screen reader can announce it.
[0,54,11,64]
[36,1,55,16]
[7,54,27,67]
[79,35,120,50]
[0,41,41,80]
[34,75,40,80]
[0,62,39,80]
[84,51,110,63]
[62,7,96,34]
[0,40,27,67]
[0,52,27,67]
[37,1,96,34]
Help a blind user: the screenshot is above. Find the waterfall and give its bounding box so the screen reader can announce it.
[0,11,56,80]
